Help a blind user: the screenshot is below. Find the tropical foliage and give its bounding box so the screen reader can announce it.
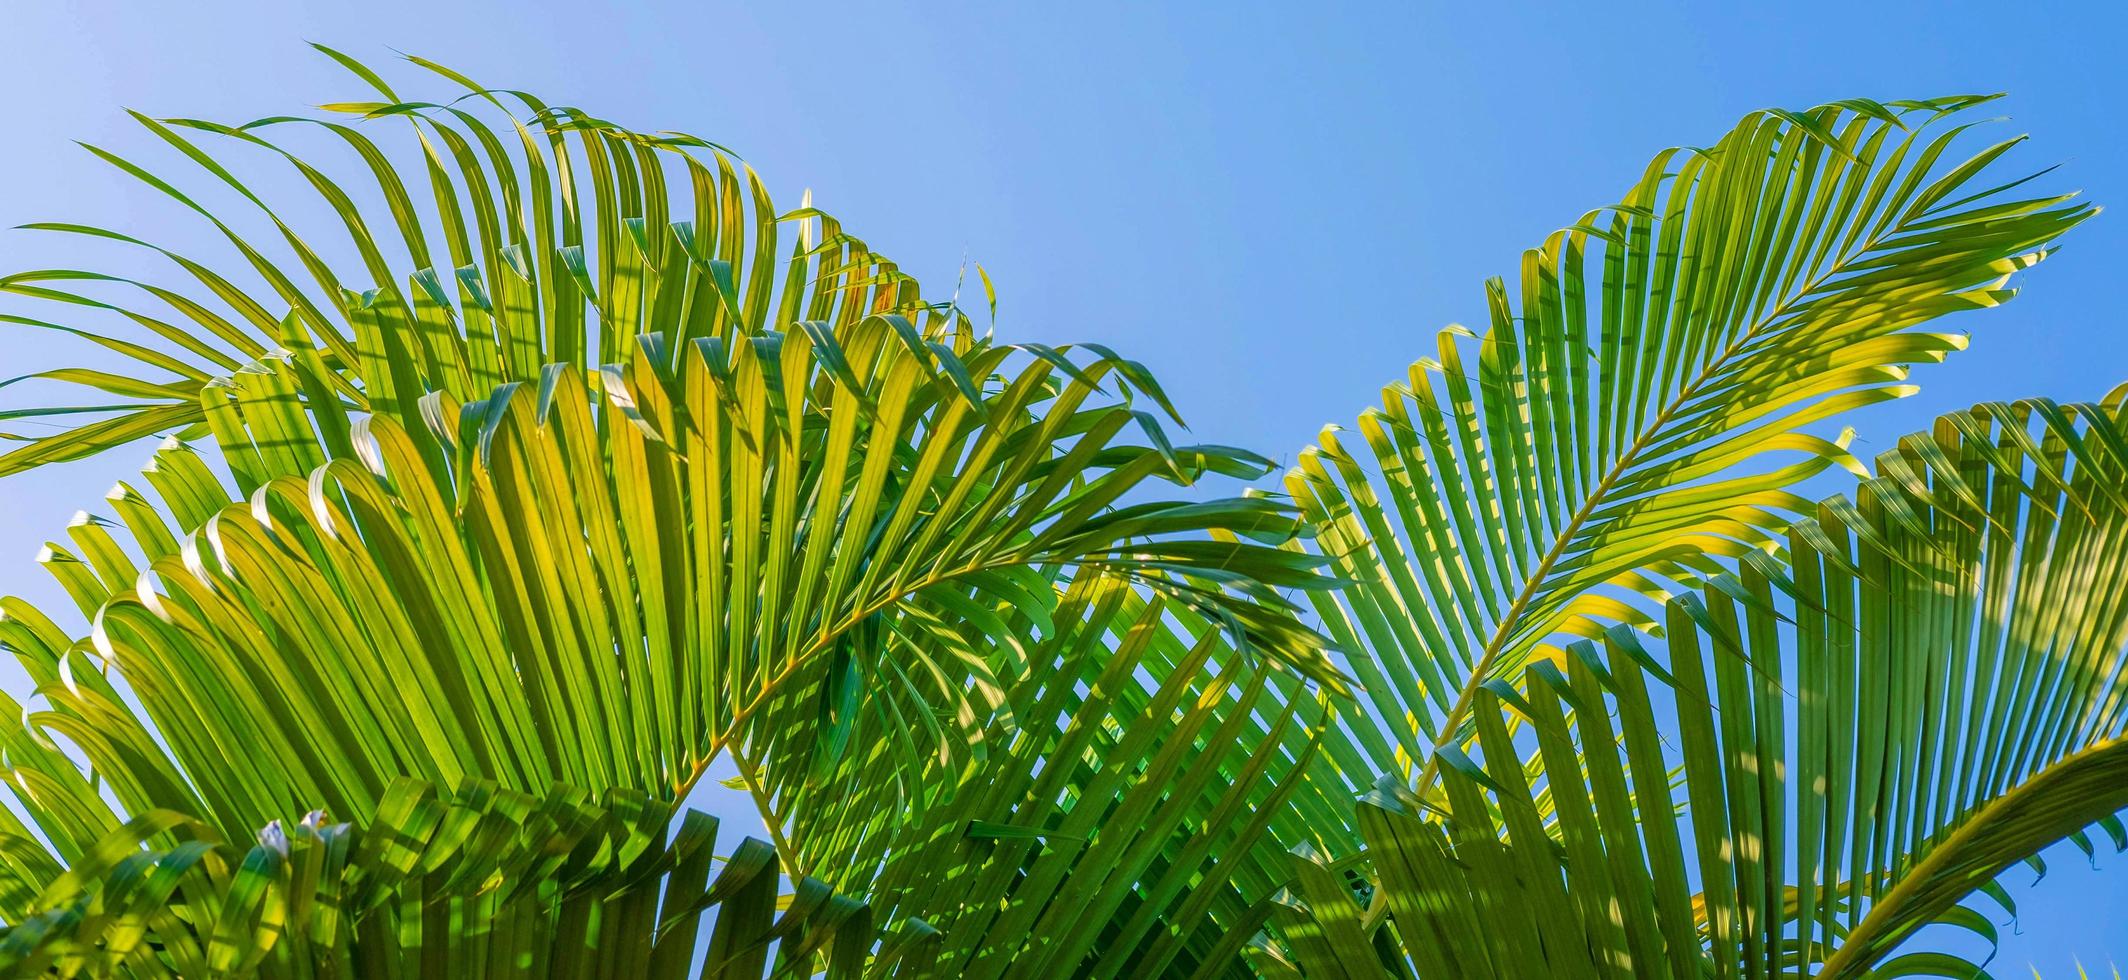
[0,48,2117,978]
[1260,395,2128,978]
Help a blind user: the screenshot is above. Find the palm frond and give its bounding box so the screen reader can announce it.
[0,778,901,978]
[8,321,1341,823]
[830,573,1343,979]
[1,48,2119,978]
[1288,95,2093,806]
[0,50,1351,976]
[1257,394,2128,979]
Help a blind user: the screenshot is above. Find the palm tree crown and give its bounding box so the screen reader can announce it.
[0,48,2115,979]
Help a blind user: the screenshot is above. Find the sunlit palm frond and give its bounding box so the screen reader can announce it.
[0,45,2119,978]
[1255,393,2128,979]
[0,49,1350,976]
[7,319,1339,825]
[1288,95,2093,805]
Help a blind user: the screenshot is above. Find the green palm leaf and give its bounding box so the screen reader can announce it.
[0,778,901,978]
[1287,95,2092,804]
[842,574,1336,978]
[13,321,1339,815]
[0,46,1343,802]
[0,49,1350,976]
[1257,393,2128,978]
[0,45,2119,978]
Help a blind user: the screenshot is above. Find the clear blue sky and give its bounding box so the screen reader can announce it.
[1,0,2123,970]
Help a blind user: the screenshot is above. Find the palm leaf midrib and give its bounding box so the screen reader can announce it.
[1411,187,1956,795]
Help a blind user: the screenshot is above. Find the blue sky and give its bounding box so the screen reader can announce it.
[1,0,2123,970]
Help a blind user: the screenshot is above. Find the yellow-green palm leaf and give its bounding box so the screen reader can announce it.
[0,49,1349,977]
[1289,95,2091,803]
[1257,393,2128,979]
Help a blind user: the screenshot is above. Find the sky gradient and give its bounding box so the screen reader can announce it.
[1,0,2123,969]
